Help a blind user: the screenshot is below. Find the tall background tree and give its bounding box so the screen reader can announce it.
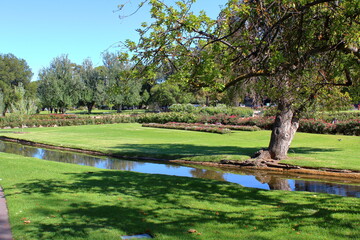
[103,52,142,112]
[38,55,81,113]
[79,59,107,114]
[123,0,359,160]
[0,53,33,116]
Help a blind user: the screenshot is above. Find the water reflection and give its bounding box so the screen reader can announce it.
[0,140,359,197]
[254,174,292,191]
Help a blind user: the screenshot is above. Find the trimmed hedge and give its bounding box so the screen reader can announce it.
[137,112,199,124]
[1,112,358,136]
[169,104,254,117]
[0,114,137,128]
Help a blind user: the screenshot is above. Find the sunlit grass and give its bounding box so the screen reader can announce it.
[1,123,359,170]
[0,152,359,239]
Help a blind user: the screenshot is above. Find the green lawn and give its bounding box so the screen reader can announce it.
[0,152,359,240]
[0,123,359,170]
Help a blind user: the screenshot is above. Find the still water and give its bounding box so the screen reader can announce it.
[0,140,359,197]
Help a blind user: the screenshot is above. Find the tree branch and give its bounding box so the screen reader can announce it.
[222,70,271,91]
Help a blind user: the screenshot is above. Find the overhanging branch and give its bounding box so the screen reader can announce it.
[222,70,271,91]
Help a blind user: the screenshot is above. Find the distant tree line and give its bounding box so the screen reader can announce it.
[0,49,358,116]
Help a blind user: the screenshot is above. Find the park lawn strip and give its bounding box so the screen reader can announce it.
[0,123,359,171]
[0,152,359,240]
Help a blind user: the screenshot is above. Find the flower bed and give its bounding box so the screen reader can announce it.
[1,112,358,136]
[142,123,232,134]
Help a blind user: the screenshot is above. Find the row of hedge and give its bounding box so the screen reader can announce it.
[0,112,358,136]
[169,104,254,117]
[298,119,360,135]
[0,115,137,128]
[138,113,359,136]
[263,107,360,122]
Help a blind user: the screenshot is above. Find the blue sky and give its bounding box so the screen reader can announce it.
[0,0,227,81]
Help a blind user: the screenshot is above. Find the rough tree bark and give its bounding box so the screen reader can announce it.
[256,100,299,160]
[268,101,299,159]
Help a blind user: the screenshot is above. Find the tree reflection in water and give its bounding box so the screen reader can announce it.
[254,173,292,191]
[190,168,226,182]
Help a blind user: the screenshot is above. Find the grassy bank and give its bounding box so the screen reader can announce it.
[0,152,359,240]
[0,123,359,171]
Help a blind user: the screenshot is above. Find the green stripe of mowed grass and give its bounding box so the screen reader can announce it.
[1,123,360,170]
[0,152,359,240]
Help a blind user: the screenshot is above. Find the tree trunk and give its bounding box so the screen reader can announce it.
[2,105,8,116]
[267,101,299,160]
[87,102,95,114]
[116,104,122,113]
[205,96,210,106]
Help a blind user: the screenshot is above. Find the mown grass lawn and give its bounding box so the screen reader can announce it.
[1,123,359,170]
[0,152,359,240]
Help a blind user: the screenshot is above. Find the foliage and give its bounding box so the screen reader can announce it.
[138,112,359,135]
[123,0,360,159]
[138,112,199,124]
[78,59,107,113]
[10,83,38,117]
[148,83,194,109]
[199,106,253,117]
[102,52,143,112]
[37,55,81,113]
[0,53,33,115]
[169,103,196,113]
[169,103,254,116]
[264,108,360,122]
[0,114,137,129]
[125,0,359,110]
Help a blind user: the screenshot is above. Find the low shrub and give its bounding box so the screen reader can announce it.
[334,120,360,136]
[169,104,253,117]
[320,111,360,122]
[0,114,137,129]
[137,112,199,124]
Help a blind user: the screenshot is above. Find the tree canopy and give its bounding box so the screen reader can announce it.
[123,0,359,160]
[0,53,33,115]
[38,55,81,113]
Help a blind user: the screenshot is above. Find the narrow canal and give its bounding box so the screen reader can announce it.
[0,140,359,197]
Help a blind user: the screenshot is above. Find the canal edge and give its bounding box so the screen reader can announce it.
[1,136,360,180]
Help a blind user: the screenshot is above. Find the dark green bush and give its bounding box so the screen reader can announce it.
[169,104,253,117]
[137,112,199,124]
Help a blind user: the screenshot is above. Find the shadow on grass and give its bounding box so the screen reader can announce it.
[108,143,341,160]
[10,171,359,239]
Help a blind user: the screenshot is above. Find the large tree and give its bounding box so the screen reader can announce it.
[123,0,359,160]
[79,59,107,114]
[103,52,143,112]
[0,53,33,116]
[148,82,195,110]
[38,55,81,113]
